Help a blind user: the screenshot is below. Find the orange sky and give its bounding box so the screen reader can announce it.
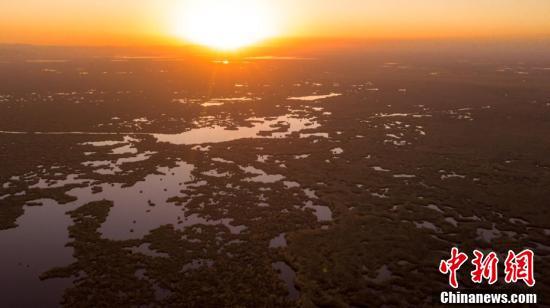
[1,0,550,46]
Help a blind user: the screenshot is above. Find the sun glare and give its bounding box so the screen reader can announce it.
[174,0,277,50]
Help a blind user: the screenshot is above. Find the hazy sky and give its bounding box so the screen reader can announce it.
[1,0,549,45]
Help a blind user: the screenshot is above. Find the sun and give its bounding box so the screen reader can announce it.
[174,0,278,51]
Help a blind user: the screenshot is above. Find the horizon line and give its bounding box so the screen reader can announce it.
[2,34,550,50]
